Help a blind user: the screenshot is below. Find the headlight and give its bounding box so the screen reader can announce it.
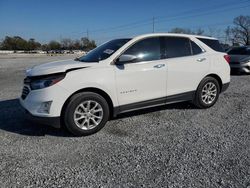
[30,74,65,90]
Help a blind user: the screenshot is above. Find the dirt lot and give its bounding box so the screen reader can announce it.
[0,54,249,187]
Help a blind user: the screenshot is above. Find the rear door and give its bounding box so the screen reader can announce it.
[163,37,209,97]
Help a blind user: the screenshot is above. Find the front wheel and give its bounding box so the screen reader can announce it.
[193,77,220,109]
[63,92,110,136]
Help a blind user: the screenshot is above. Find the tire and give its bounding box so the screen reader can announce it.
[193,77,220,109]
[63,92,110,136]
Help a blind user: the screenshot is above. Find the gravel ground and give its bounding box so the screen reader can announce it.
[0,55,249,188]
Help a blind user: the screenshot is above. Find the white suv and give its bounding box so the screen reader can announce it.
[20,33,230,136]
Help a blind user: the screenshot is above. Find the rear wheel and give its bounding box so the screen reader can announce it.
[193,77,220,108]
[63,92,109,136]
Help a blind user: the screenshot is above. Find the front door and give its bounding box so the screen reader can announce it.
[114,37,167,108]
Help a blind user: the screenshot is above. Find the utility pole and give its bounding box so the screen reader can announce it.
[87,29,89,39]
[152,17,155,33]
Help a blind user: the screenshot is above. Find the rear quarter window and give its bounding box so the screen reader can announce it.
[191,41,203,55]
[197,38,224,52]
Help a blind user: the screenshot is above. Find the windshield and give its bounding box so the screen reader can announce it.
[79,38,131,62]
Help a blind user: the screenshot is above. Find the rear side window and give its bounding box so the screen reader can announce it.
[163,37,192,58]
[191,41,203,55]
[197,38,224,52]
[227,47,250,55]
[123,37,161,62]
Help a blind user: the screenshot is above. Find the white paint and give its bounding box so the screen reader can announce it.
[20,33,230,117]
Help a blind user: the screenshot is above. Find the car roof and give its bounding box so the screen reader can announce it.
[131,33,217,40]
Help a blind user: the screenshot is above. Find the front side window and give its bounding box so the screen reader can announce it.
[122,37,161,63]
[163,37,192,58]
[79,39,131,62]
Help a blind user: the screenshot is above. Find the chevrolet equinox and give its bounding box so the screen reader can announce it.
[20,33,230,136]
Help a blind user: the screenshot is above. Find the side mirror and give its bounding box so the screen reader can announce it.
[116,54,137,64]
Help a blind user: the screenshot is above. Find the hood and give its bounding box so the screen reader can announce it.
[229,55,250,63]
[26,59,98,77]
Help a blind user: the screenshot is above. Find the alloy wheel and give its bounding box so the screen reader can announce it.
[201,82,218,105]
[73,100,103,130]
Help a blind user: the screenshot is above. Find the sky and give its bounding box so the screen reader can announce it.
[0,0,250,44]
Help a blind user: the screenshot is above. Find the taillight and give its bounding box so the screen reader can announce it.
[224,55,230,63]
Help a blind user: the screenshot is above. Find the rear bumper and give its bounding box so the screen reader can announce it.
[221,82,230,93]
[24,108,61,128]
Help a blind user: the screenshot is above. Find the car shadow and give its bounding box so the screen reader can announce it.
[0,98,196,137]
[230,71,250,76]
[0,99,72,137]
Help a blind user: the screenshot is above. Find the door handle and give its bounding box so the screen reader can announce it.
[154,64,165,68]
[197,58,206,62]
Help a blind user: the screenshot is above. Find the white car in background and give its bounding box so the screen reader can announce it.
[20,33,230,136]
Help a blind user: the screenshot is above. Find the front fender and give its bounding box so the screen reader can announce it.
[57,67,119,108]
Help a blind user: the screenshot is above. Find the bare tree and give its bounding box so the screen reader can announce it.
[207,27,217,37]
[48,40,61,50]
[0,36,97,51]
[169,27,204,35]
[81,37,96,51]
[61,38,74,50]
[226,15,250,45]
[225,26,240,46]
[196,28,205,35]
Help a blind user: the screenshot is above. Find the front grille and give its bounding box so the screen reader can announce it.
[21,86,30,100]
